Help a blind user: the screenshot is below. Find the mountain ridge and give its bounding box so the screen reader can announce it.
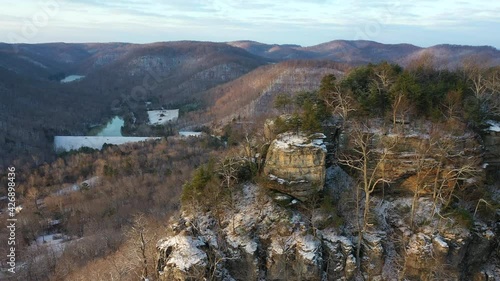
[228,39,500,67]
[1,39,499,168]
[2,39,498,81]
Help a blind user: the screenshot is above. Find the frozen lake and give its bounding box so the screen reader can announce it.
[60,75,85,83]
[148,109,179,125]
[96,116,124,136]
[54,136,160,152]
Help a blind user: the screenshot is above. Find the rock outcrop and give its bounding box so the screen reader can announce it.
[156,123,500,281]
[156,174,499,281]
[264,132,327,201]
[340,124,484,195]
[157,234,208,281]
[156,183,356,281]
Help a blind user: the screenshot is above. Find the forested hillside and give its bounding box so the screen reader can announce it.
[0,41,268,169]
[0,136,223,280]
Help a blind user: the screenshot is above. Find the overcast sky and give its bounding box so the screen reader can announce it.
[1,0,499,48]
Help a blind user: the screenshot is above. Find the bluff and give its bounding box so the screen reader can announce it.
[156,172,498,280]
[263,132,327,201]
[155,124,500,281]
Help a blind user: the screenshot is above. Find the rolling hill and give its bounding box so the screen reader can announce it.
[0,41,270,168]
[0,39,499,168]
[228,40,500,67]
[193,60,348,126]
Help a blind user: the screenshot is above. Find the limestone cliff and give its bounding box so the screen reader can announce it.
[338,123,484,196]
[156,167,499,281]
[156,124,500,281]
[263,132,327,201]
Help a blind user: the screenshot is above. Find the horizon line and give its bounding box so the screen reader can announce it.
[1,39,498,50]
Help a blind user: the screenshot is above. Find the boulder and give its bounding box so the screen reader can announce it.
[264,132,327,200]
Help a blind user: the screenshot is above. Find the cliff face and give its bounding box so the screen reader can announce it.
[263,132,327,201]
[156,126,500,281]
[156,169,499,281]
[374,131,483,194]
[156,182,357,281]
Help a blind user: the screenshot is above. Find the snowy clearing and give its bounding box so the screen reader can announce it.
[148,109,179,125]
[179,131,203,137]
[35,234,69,246]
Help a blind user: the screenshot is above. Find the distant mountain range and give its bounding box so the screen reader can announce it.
[0,40,498,81]
[228,40,500,67]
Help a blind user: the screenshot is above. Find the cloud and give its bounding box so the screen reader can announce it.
[0,0,498,47]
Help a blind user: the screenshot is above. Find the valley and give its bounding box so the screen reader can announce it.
[0,39,499,281]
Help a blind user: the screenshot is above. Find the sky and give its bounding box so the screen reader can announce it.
[1,0,499,48]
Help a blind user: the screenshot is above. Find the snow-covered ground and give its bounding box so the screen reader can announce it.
[35,233,68,246]
[54,136,159,152]
[179,131,203,137]
[56,177,100,195]
[273,132,327,152]
[55,184,80,195]
[157,235,208,271]
[148,109,179,125]
[60,75,85,83]
[486,120,500,132]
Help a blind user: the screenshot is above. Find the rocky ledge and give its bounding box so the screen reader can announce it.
[263,132,327,201]
[156,168,499,281]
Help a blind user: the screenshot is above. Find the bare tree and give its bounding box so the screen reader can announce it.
[484,67,500,116]
[406,51,436,73]
[391,91,412,128]
[464,59,488,99]
[338,121,396,264]
[217,156,240,232]
[322,85,356,122]
[126,213,159,281]
[428,129,482,219]
[409,136,436,229]
[462,58,500,117]
[374,65,396,89]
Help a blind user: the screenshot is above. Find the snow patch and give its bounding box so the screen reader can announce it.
[273,132,327,152]
[296,234,321,261]
[268,174,308,185]
[60,75,85,83]
[321,230,353,251]
[157,235,208,271]
[226,233,258,255]
[35,233,68,246]
[179,131,203,137]
[148,110,179,125]
[433,235,449,249]
[486,120,500,132]
[223,184,281,255]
